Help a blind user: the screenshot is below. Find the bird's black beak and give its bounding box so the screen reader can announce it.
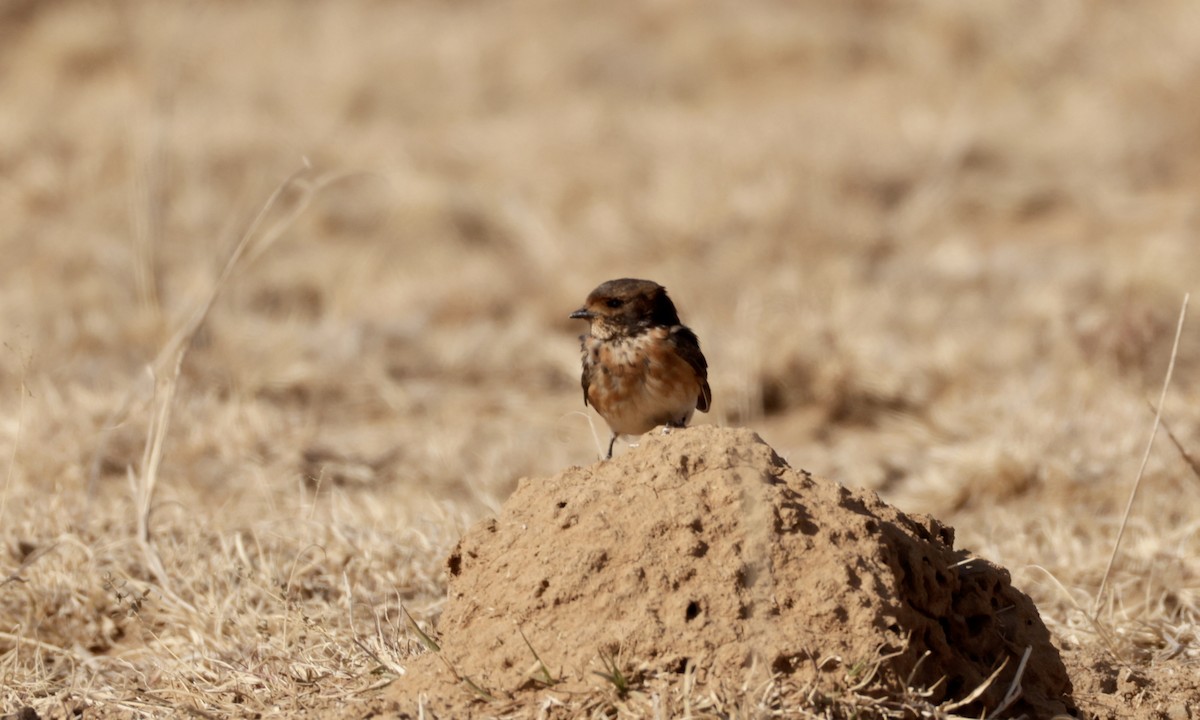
[569,308,594,320]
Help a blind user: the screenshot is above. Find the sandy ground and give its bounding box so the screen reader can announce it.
[1,1,1199,717]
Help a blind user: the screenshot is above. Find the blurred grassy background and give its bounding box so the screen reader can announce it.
[1,0,1199,715]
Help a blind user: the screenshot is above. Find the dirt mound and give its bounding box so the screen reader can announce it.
[394,427,1074,717]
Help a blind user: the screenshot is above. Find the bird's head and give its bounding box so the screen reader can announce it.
[570,278,682,340]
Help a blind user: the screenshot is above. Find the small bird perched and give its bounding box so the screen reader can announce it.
[570,278,711,459]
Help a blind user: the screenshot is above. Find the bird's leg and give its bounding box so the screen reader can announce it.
[606,432,618,460]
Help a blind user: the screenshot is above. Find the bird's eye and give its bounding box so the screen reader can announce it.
[605,298,623,309]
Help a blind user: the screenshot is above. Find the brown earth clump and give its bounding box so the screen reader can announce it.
[395,426,1074,717]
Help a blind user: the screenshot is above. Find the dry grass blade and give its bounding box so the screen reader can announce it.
[517,626,558,686]
[1027,565,1126,664]
[901,650,934,694]
[1095,293,1189,608]
[401,604,441,653]
[129,167,337,609]
[1151,403,1200,482]
[460,675,497,702]
[846,641,907,692]
[181,705,222,720]
[986,646,1031,719]
[0,542,58,588]
[350,637,398,677]
[90,165,340,508]
[593,650,631,699]
[938,654,1007,713]
[402,603,493,698]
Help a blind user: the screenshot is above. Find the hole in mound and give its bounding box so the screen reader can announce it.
[587,550,609,571]
[771,654,797,674]
[1096,661,1118,694]
[690,541,709,558]
[672,657,690,673]
[447,552,461,576]
[555,500,567,509]
[944,676,964,700]
[685,601,701,621]
[965,614,990,636]
[689,518,703,533]
[534,579,549,598]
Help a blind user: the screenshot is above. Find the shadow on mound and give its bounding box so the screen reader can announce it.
[396,426,1075,718]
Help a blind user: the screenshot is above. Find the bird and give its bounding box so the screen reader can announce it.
[570,278,711,459]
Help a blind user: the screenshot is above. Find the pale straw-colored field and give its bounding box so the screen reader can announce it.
[2,2,1198,717]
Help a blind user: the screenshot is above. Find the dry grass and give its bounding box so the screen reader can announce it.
[2,0,1199,717]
